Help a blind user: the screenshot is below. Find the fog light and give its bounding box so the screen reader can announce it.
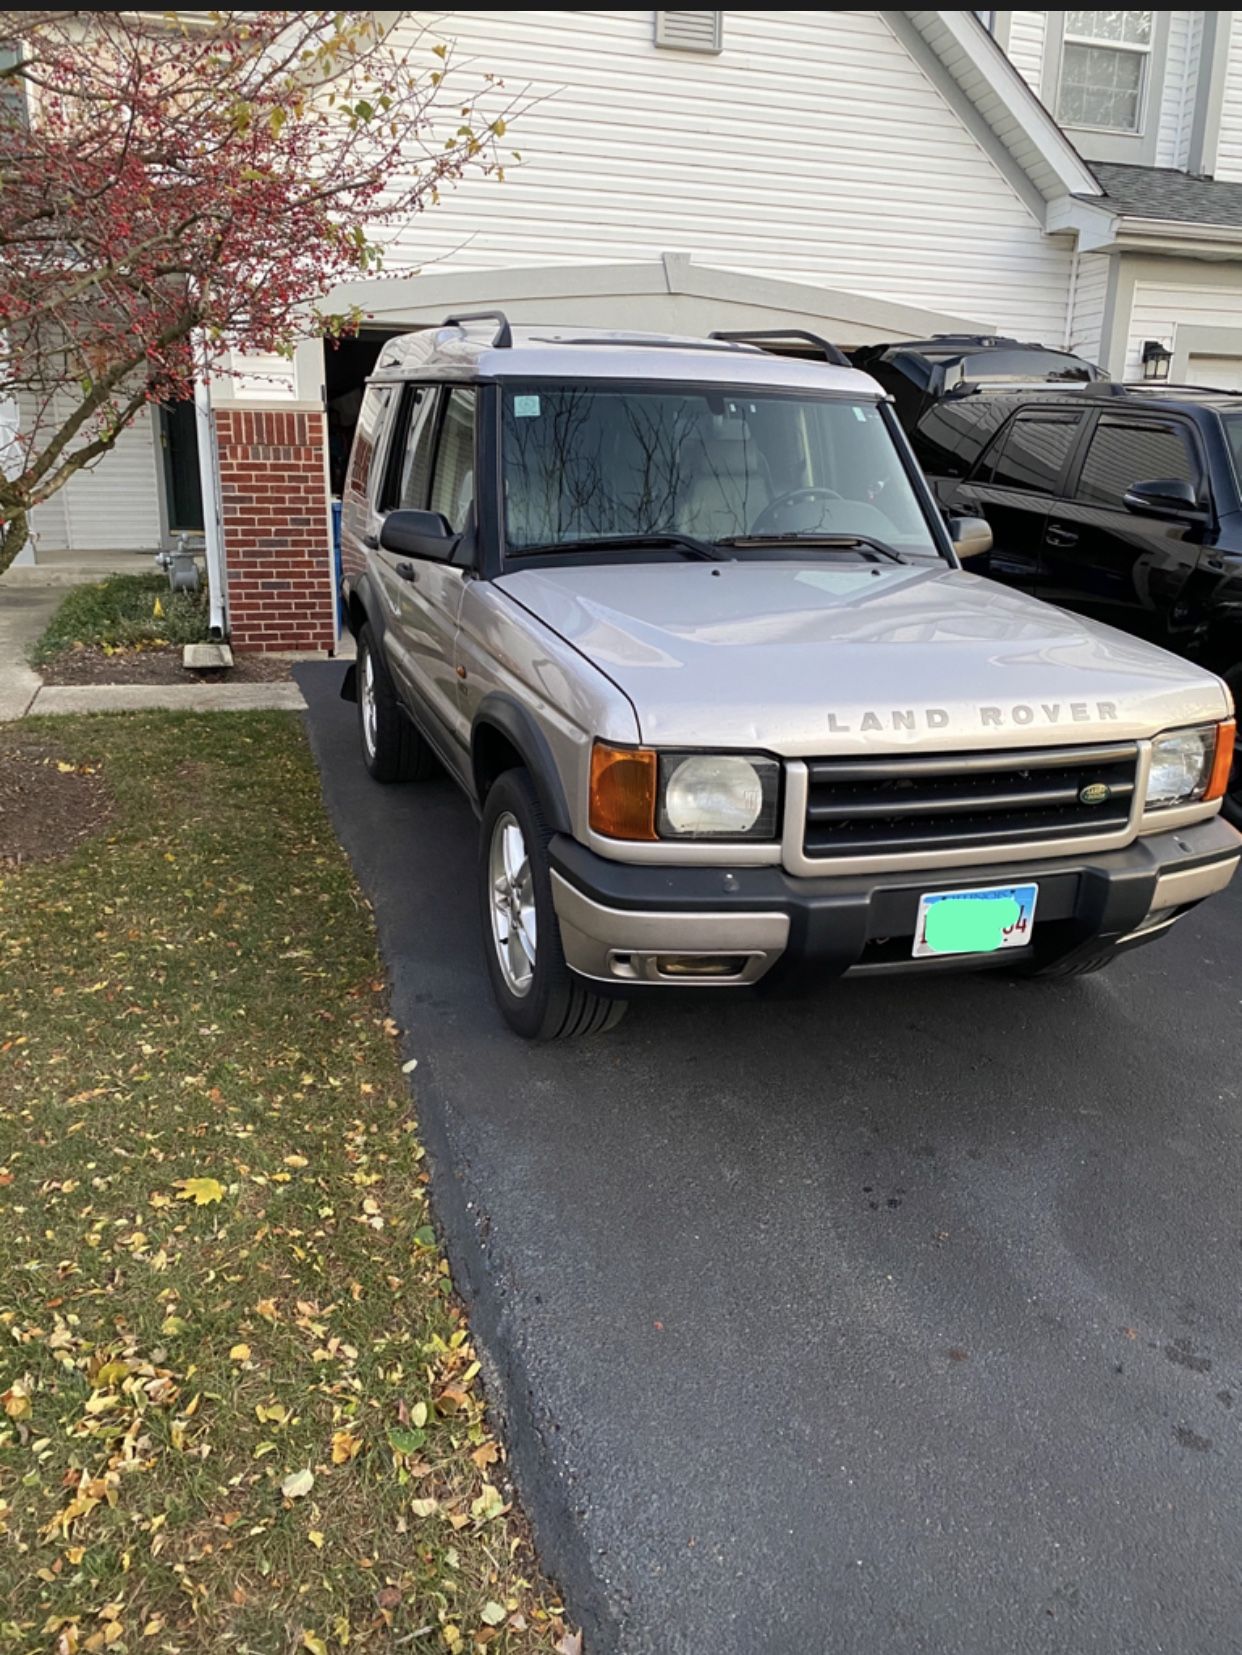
[655,954,747,977]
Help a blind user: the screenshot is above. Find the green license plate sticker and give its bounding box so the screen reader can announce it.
[913,883,1038,958]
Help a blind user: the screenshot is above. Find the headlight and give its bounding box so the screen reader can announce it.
[1145,725,1217,808]
[587,743,782,840]
[658,752,780,839]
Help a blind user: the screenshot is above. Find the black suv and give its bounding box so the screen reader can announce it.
[906,382,1242,817]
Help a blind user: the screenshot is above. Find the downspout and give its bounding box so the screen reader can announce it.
[193,338,228,639]
[1064,239,1079,354]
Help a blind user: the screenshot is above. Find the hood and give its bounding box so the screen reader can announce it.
[494,561,1230,754]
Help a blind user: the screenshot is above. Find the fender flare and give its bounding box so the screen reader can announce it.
[344,571,385,643]
[471,693,574,835]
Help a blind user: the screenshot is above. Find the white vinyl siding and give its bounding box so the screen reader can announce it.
[1069,253,1110,364]
[25,394,163,552]
[379,9,1073,342]
[225,352,298,401]
[1005,11,1048,97]
[1215,18,1242,181]
[1124,277,1242,380]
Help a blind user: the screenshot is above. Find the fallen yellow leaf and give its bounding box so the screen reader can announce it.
[331,1429,361,1464]
[174,1177,226,1206]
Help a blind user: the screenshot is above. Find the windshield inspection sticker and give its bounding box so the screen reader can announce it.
[514,395,541,418]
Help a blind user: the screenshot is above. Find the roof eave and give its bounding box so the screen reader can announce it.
[900,10,1101,206]
[1053,196,1242,254]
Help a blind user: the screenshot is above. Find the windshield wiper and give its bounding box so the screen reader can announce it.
[718,532,911,564]
[509,532,732,563]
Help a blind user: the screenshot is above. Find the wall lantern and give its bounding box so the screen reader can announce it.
[1141,340,1172,382]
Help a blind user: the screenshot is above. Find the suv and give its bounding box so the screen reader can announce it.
[850,334,1104,443]
[919,382,1242,818]
[338,316,1240,1040]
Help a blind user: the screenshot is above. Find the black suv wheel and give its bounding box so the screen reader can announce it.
[479,768,627,1041]
[356,624,438,783]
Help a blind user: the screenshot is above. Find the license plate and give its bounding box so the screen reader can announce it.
[913,883,1038,958]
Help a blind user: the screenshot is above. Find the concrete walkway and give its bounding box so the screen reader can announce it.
[0,584,60,720]
[0,563,308,719]
[26,682,307,715]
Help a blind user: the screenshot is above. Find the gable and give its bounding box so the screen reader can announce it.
[371,9,1079,341]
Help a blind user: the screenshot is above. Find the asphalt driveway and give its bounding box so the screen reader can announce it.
[299,663,1242,1655]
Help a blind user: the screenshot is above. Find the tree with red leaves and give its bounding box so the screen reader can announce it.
[0,11,513,573]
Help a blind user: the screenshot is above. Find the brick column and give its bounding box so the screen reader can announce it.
[214,404,336,653]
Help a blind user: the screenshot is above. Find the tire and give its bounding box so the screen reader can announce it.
[479,768,628,1041]
[356,624,437,783]
[1221,665,1242,829]
[1018,945,1117,980]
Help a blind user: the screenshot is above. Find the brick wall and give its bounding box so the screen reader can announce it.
[214,405,336,653]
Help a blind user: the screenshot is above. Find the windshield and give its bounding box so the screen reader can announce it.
[500,383,942,559]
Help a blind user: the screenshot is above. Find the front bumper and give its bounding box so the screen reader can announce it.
[549,816,1242,989]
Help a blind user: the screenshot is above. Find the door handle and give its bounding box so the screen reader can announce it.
[1046,526,1078,548]
[394,560,417,583]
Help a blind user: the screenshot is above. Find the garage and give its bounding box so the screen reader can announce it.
[1187,354,1242,391]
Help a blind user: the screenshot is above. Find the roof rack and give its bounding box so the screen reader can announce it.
[443,310,512,349]
[945,378,1128,399]
[708,329,851,367]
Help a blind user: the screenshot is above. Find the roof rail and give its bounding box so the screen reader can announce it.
[945,377,1127,399]
[443,310,512,349]
[708,329,851,367]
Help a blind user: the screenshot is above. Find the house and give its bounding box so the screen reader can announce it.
[16,9,1242,653]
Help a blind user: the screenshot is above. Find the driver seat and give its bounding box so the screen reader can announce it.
[677,431,772,541]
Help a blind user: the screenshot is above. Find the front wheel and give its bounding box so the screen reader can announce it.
[479,769,627,1041]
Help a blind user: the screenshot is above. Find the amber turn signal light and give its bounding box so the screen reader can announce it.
[589,742,658,840]
[1206,718,1236,802]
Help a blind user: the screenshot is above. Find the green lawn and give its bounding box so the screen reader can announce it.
[31,575,210,664]
[0,714,572,1654]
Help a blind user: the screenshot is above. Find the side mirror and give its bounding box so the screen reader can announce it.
[379,509,459,560]
[1122,478,1203,520]
[946,514,993,561]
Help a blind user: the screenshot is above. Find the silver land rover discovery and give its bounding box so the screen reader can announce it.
[339,314,1240,1040]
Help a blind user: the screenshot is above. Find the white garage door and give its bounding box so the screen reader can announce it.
[1188,354,1242,390]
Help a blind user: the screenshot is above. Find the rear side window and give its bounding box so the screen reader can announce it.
[345,386,391,506]
[383,385,441,511]
[984,413,1081,495]
[1075,418,1200,509]
[914,399,1007,478]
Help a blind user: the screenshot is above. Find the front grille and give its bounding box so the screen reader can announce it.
[802,742,1138,859]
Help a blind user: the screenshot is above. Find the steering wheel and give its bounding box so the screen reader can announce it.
[750,486,844,536]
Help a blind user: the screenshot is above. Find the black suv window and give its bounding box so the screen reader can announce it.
[383,385,440,511]
[1075,417,1200,509]
[984,412,1081,494]
[913,398,1008,479]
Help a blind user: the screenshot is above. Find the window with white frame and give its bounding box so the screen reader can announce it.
[1057,11,1154,132]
